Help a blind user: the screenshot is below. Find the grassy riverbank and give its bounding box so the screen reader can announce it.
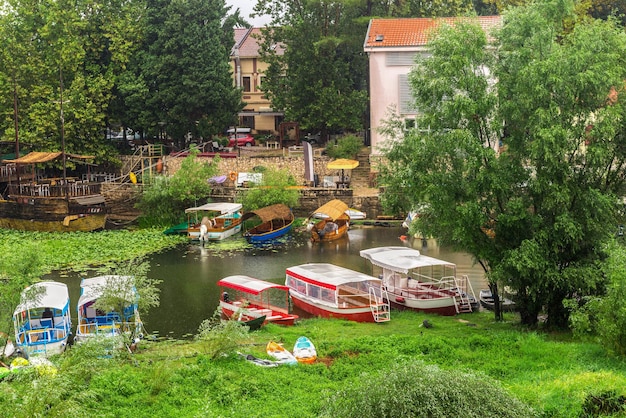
[1,310,625,417]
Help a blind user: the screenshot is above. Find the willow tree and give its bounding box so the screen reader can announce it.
[378,0,626,327]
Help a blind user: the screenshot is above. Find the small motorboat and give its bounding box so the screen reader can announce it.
[266,341,297,365]
[479,289,516,312]
[293,336,317,364]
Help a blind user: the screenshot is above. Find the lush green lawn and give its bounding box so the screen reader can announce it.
[1,310,625,417]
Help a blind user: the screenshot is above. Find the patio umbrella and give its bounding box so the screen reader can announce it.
[326,159,359,182]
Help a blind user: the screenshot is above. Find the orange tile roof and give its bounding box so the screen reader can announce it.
[364,16,502,49]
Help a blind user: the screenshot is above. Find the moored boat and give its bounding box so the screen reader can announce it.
[241,204,294,243]
[185,202,243,241]
[218,275,298,326]
[0,152,107,232]
[285,263,391,323]
[479,289,516,312]
[74,275,143,343]
[13,281,72,358]
[313,207,366,221]
[360,247,477,316]
[308,199,350,242]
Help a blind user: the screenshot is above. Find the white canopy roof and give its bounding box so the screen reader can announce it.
[360,246,455,274]
[286,263,380,290]
[13,281,69,314]
[77,275,135,308]
[218,275,290,294]
[185,202,242,214]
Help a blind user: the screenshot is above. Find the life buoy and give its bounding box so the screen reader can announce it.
[156,159,163,173]
[228,171,237,182]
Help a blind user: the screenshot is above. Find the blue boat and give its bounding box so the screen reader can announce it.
[242,204,294,243]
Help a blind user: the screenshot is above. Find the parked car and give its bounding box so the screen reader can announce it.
[228,133,256,147]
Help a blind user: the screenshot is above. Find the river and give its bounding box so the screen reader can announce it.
[52,225,487,339]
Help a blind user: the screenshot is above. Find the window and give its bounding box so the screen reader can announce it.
[398,74,419,114]
[242,76,251,92]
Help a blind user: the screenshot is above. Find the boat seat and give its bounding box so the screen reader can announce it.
[266,315,283,321]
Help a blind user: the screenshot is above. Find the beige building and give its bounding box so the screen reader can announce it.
[231,28,284,135]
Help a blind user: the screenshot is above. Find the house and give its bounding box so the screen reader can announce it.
[231,28,285,135]
[363,16,502,156]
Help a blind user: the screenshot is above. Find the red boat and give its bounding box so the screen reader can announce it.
[285,263,391,323]
[217,275,298,326]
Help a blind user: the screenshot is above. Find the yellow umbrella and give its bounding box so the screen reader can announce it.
[327,159,359,183]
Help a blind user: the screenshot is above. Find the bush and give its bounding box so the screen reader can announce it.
[320,359,535,418]
[239,167,300,210]
[196,309,251,359]
[325,134,362,159]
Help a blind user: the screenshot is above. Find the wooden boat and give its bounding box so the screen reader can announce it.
[360,247,477,316]
[75,275,143,343]
[218,275,298,326]
[266,341,297,364]
[0,152,107,232]
[185,202,243,241]
[285,263,391,323]
[479,289,516,312]
[308,199,350,242]
[13,281,72,357]
[241,204,294,243]
[293,336,317,364]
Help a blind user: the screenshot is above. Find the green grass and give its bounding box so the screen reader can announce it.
[2,311,625,417]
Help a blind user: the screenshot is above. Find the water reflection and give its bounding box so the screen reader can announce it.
[51,226,486,339]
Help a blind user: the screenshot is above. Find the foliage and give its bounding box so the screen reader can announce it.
[239,167,300,210]
[320,359,535,418]
[567,241,626,356]
[137,148,218,227]
[378,2,626,328]
[195,308,251,359]
[0,0,144,164]
[120,0,242,149]
[325,134,363,159]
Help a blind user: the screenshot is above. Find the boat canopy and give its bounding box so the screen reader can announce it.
[311,199,349,221]
[286,263,381,290]
[241,204,293,223]
[360,246,455,274]
[13,281,69,314]
[2,151,95,164]
[218,275,290,294]
[185,202,243,214]
[77,275,136,307]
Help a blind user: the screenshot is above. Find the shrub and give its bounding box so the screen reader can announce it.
[320,359,535,418]
[239,167,300,210]
[325,134,362,159]
[196,309,251,359]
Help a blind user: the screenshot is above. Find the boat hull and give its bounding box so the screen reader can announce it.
[0,197,106,232]
[188,223,241,241]
[311,219,348,242]
[290,293,378,323]
[386,290,458,316]
[245,222,293,243]
[220,302,297,326]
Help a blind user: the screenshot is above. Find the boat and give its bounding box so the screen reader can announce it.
[12,281,72,357]
[293,336,317,364]
[74,275,143,343]
[266,341,297,364]
[313,208,366,221]
[308,199,350,242]
[360,246,477,316]
[241,203,294,243]
[285,263,391,323]
[218,275,298,326]
[238,352,280,368]
[185,202,243,241]
[479,289,516,312]
[243,315,266,331]
[0,152,107,232]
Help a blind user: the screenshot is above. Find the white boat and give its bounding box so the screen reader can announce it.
[185,202,243,241]
[360,246,476,316]
[293,336,317,364]
[75,275,143,343]
[13,281,72,357]
[285,263,391,323]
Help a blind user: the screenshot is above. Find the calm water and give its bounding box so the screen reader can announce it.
[51,226,486,339]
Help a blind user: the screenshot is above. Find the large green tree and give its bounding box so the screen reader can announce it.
[378,0,626,327]
[0,0,143,163]
[120,0,242,149]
